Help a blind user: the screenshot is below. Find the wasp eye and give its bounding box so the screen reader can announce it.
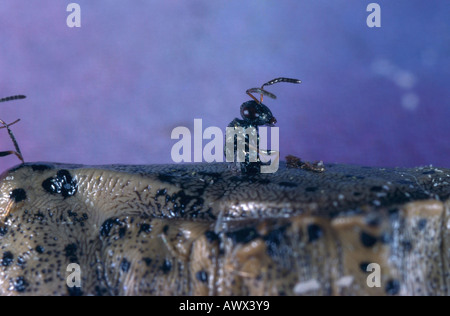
[241,103,259,120]
[243,109,260,119]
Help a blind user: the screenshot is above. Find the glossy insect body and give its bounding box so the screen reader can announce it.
[239,100,277,126]
[226,78,301,174]
[227,101,276,174]
[0,95,26,163]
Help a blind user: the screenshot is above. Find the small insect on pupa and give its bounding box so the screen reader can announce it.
[227,78,301,174]
[0,95,26,163]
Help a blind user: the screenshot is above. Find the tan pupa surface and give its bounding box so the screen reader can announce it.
[0,162,448,295]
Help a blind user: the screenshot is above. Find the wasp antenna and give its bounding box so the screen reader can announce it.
[246,90,260,103]
[248,88,277,100]
[259,78,301,102]
[261,78,302,90]
[0,95,26,103]
[246,88,277,104]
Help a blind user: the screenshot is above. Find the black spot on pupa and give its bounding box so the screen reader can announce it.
[100,218,122,238]
[157,174,177,185]
[278,182,297,188]
[226,227,259,244]
[42,170,77,198]
[13,276,28,293]
[360,231,378,248]
[94,286,108,296]
[385,279,401,295]
[196,270,208,283]
[2,251,14,267]
[118,227,127,239]
[402,240,413,252]
[307,224,323,243]
[33,211,46,222]
[169,190,205,218]
[263,225,288,257]
[155,188,167,201]
[17,256,26,268]
[67,286,83,296]
[31,164,52,171]
[143,258,152,267]
[10,188,27,203]
[359,262,370,272]
[138,224,152,236]
[205,231,219,243]
[422,170,435,175]
[305,187,318,192]
[0,226,8,236]
[353,192,362,196]
[160,259,172,274]
[64,243,78,263]
[35,245,45,254]
[370,186,383,192]
[417,219,427,230]
[120,258,131,273]
[162,225,169,235]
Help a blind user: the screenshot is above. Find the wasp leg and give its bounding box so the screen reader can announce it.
[0,150,24,163]
[0,119,24,164]
[0,118,20,130]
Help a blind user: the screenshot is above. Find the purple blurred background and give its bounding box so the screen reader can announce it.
[1,0,449,171]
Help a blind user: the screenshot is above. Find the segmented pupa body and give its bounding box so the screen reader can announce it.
[0,162,449,295]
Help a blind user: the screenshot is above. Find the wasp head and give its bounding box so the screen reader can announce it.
[240,100,277,126]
